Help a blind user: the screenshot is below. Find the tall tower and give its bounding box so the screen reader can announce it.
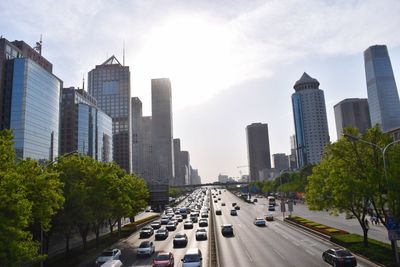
[88,56,131,173]
[173,138,183,186]
[246,123,271,181]
[364,45,400,132]
[131,97,143,176]
[151,78,174,184]
[334,98,371,138]
[292,72,330,168]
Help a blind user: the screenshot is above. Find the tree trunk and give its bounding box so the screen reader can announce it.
[94,222,100,248]
[78,224,89,251]
[362,227,369,247]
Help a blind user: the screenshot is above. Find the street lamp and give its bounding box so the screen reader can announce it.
[343,133,400,263]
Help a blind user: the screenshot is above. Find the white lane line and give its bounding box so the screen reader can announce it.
[273,248,286,260]
[238,223,243,228]
[244,248,254,262]
[292,240,300,246]
[305,249,315,256]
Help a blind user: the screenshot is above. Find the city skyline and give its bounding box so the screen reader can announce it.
[2,1,400,182]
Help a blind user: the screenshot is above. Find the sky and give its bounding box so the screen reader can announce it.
[1,0,400,182]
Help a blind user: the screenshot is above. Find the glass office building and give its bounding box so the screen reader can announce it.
[364,45,400,132]
[97,109,113,162]
[10,58,60,160]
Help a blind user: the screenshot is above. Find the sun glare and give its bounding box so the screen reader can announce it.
[134,15,239,110]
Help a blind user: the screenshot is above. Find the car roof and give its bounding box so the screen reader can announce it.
[185,248,201,255]
[221,224,232,227]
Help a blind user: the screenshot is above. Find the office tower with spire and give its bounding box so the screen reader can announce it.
[246,123,271,181]
[334,98,371,138]
[88,56,131,172]
[364,45,400,132]
[292,73,330,168]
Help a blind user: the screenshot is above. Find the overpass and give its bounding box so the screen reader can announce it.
[172,181,249,188]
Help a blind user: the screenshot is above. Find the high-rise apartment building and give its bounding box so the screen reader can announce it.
[272,153,289,172]
[334,98,371,138]
[88,56,131,172]
[0,38,61,161]
[60,87,112,162]
[246,123,271,181]
[173,139,183,186]
[151,78,174,184]
[131,97,143,176]
[364,45,400,132]
[292,73,330,168]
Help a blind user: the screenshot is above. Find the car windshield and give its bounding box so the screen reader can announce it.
[336,250,352,257]
[197,229,206,233]
[184,254,200,262]
[139,242,150,248]
[175,234,185,238]
[101,251,113,256]
[155,254,170,261]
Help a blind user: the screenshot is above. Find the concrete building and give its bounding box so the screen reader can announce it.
[151,78,174,185]
[292,72,330,167]
[181,151,190,185]
[246,123,271,181]
[364,45,400,132]
[272,153,289,172]
[334,98,371,139]
[131,97,143,176]
[0,38,61,161]
[60,87,112,162]
[190,167,201,185]
[141,116,153,182]
[88,56,131,173]
[173,139,184,186]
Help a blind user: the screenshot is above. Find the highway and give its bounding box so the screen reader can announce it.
[213,189,378,267]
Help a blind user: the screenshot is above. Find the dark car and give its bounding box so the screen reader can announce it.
[234,206,240,210]
[268,205,275,211]
[173,233,188,248]
[153,251,174,267]
[140,226,154,238]
[166,221,177,231]
[151,221,161,229]
[230,209,237,216]
[322,248,357,267]
[232,203,237,207]
[184,220,194,229]
[253,198,258,202]
[199,218,208,227]
[221,224,234,237]
[216,209,222,215]
[155,229,169,240]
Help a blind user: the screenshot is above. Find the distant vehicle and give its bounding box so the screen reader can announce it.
[184,220,194,229]
[137,241,155,257]
[140,226,154,238]
[230,209,237,216]
[253,198,258,202]
[268,205,275,212]
[155,228,169,240]
[221,202,226,206]
[181,248,203,267]
[221,224,234,236]
[267,196,276,206]
[190,216,198,223]
[322,248,357,267]
[150,221,161,229]
[201,212,208,218]
[176,215,183,222]
[234,205,240,210]
[232,203,237,207]
[218,197,221,200]
[153,251,174,267]
[173,233,188,247]
[199,218,208,227]
[166,221,177,231]
[161,217,170,225]
[100,260,123,267]
[216,209,222,215]
[265,213,274,221]
[214,200,218,203]
[254,218,266,227]
[96,249,121,266]
[196,228,208,240]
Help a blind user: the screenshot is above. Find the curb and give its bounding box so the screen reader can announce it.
[209,191,220,267]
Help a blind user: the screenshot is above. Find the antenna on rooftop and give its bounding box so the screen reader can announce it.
[34,34,42,55]
[82,75,85,90]
[123,40,125,66]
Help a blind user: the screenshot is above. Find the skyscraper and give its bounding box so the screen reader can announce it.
[151,78,174,184]
[289,135,298,170]
[272,153,289,172]
[334,98,371,138]
[180,151,190,185]
[88,56,131,173]
[0,38,61,161]
[364,45,400,132]
[141,116,153,182]
[292,72,330,168]
[60,87,112,162]
[173,138,183,186]
[246,123,271,181]
[131,97,143,176]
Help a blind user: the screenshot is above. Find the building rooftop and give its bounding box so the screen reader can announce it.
[293,72,320,91]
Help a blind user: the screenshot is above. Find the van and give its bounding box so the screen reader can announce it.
[181,248,202,267]
[100,260,123,267]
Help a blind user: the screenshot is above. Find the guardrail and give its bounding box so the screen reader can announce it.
[209,191,220,267]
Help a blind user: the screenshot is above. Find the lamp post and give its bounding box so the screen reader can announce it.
[343,133,400,264]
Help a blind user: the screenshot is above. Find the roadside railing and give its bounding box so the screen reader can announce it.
[209,191,220,267]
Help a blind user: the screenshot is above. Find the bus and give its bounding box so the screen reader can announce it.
[267,196,276,206]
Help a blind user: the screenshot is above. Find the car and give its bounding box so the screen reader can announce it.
[214,200,218,203]
[184,220,194,229]
[166,221,177,231]
[137,241,155,257]
[95,249,121,266]
[232,203,237,207]
[139,226,154,238]
[253,198,258,202]
[176,215,183,222]
[218,197,221,200]
[153,251,174,267]
[151,221,162,229]
[221,202,226,206]
[201,212,208,218]
[235,205,240,210]
[254,218,266,226]
[216,209,222,215]
[268,205,275,211]
[100,260,123,267]
[221,224,234,236]
[173,233,188,247]
[230,209,237,216]
[265,213,274,221]
[196,228,208,240]
[155,228,169,240]
[322,248,357,267]
[199,218,208,227]
[161,217,170,225]
[181,248,203,267]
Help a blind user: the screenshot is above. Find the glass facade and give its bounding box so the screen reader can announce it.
[97,109,113,162]
[10,58,60,161]
[364,45,400,132]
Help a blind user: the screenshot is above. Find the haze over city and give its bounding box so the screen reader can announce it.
[2,0,400,182]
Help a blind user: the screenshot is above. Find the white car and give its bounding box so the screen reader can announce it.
[137,241,155,256]
[95,249,121,266]
[254,218,267,226]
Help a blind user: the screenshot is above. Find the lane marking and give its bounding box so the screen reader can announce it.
[305,249,315,256]
[244,248,254,262]
[273,248,286,260]
[292,240,300,246]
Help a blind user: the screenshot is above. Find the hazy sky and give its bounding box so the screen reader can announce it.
[1,0,400,182]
